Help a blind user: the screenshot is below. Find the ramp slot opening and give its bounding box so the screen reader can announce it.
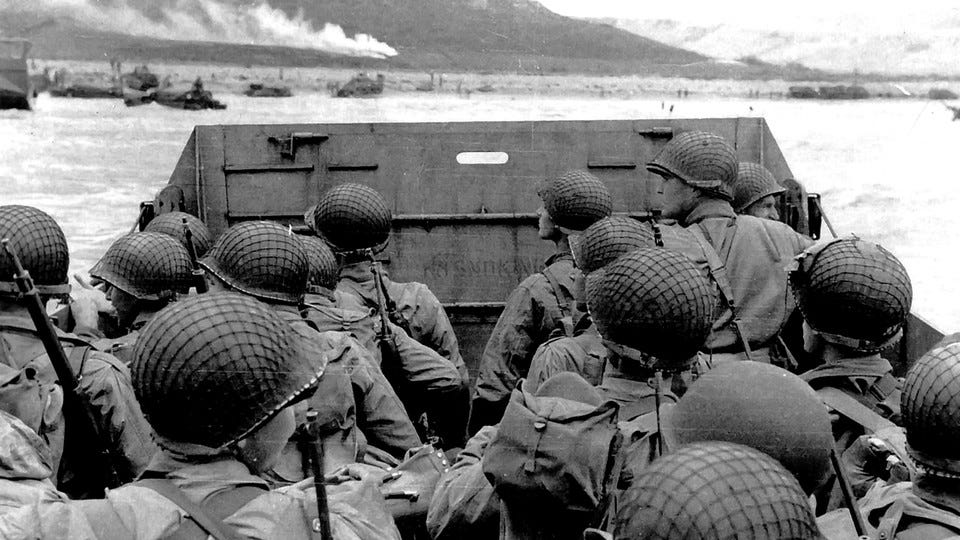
[456,152,509,165]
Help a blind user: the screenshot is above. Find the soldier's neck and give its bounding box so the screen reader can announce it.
[553,236,570,254]
[821,342,881,365]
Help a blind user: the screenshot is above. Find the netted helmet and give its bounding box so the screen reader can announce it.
[311,183,391,252]
[646,131,738,200]
[586,248,715,370]
[789,236,912,352]
[613,442,820,540]
[537,170,613,232]
[89,233,193,301]
[0,205,70,297]
[143,211,212,258]
[199,221,308,305]
[732,162,785,213]
[131,292,321,449]
[574,216,655,274]
[300,235,339,293]
[902,342,960,476]
[663,361,834,495]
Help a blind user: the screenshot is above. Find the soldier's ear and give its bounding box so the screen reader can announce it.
[582,528,613,540]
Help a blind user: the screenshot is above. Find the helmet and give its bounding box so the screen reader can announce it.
[902,342,960,476]
[646,131,737,200]
[300,235,339,293]
[663,361,834,495]
[573,216,654,274]
[131,292,322,449]
[537,170,613,232]
[732,162,785,213]
[311,183,391,252]
[143,212,213,258]
[89,233,193,301]
[586,248,715,370]
[790,236,912,352]
[0,205,70,297]
[613,442,820,540]
[199,221,308,305]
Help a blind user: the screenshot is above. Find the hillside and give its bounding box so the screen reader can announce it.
[609,17,960,78]
[0,0,709,75]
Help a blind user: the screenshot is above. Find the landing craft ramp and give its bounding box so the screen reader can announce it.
[154,118,942,379]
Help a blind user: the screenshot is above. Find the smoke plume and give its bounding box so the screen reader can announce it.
[6,0,398,58]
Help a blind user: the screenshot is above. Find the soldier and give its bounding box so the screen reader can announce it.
[310,184,469,448]
[791,237,911,452]
[0,205,156,499]
[600,442,822,539]
[471,169,612,431]
[87,232,194,364]
[142,211,213,258]
[311,183,467,379]
[5,293,402,539]
[299,234,467,449]
[198,220,421,463]
[732,161,786,220]
[647,131,813,365]
[850,342,960,538]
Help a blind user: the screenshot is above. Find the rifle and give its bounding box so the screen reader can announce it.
[1,239,122,493]
[182,218,208,293]
[367,251,415,412]
[831,446,869,539]
[296,410,332,540]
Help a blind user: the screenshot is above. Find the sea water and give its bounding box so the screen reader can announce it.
[1,92,956,330]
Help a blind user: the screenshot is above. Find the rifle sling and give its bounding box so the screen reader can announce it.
[135,478,265,540]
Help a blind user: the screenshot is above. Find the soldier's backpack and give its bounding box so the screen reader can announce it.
[481,379,623,522]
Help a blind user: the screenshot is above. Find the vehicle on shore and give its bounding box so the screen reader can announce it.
[49,84,122,99]
[243,83,292,97]
[133,117,943,380]
[330,73,385,97]
[789,85,870,99]
[0,38,33,110]
[123,82,226,110]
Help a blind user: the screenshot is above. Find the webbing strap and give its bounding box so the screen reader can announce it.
[686,224,754,361]
[818,387,897,433]
[541,266,573,320]
[135,479,263,540]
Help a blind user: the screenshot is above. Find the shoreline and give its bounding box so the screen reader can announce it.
[33,58,960,101]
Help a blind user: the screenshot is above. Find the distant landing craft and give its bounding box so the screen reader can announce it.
[946,104,960,121]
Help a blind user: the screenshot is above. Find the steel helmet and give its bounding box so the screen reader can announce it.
[90,233,193,301]
[662,361,834,495]
[199,221,308,305]
[732,162,785,213]
[586,248,715,370]
[613,442,821,540]
[789,236,912,352]
[902,342,960,476]
[299,235,339,293]
[143,211,213,258]
[537,170,613,232]
[311,183,391,252]
[646,131,738,201]
[573,216,655,274]
[0,205,70,298]
[131,292,322,449]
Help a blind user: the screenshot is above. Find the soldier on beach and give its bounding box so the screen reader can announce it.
[0,205,156,499]
[470,170,612,432]
[87,232,194,364]
[647,130,813,365]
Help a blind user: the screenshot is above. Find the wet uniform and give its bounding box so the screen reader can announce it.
[471,251,579,430]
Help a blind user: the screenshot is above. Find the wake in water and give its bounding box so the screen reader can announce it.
[5,0,398,58]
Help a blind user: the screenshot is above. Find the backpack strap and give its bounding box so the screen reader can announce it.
[541,266,574,322]
[817,387,897,433]
[686,224,754,360]
[135,478,265,540]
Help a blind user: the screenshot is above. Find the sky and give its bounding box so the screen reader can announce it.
[535,0,960,34]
